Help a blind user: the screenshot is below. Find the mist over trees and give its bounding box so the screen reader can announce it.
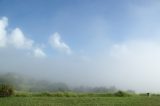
[0,72,68,92]
[0,72,124,93]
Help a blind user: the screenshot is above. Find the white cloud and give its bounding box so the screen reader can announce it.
[0,17,46,58]
[9,28,34,49]
[33,48,46,58]
[49,32,72,54]
[0,17,8,47]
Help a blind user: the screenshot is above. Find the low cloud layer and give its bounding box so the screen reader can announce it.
[108,40,160,92]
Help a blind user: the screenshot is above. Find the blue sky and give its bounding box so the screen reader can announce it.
[0,0,153,52]
[1,0,160,92]
[0,0,135,55]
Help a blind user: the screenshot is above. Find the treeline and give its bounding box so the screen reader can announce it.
[14,91,133,97]
[0,72,68,92]
[0,72,135,94]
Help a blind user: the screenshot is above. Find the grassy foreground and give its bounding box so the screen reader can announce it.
[0,96,160,106]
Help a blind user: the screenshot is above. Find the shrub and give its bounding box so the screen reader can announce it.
[0,84,14,97]
[139,93,151,97]
[32,92,52,97]
[114,91,130,97]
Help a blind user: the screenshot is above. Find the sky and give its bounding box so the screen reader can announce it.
[1,0,160,93]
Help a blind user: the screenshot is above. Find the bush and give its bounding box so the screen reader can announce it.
[31,92,49,97]
[0,84,14,97]
[114,91,130,97]
[139,93,151,97]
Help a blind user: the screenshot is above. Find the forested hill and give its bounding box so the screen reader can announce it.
[0,72,134,93]
[0,72,69,92]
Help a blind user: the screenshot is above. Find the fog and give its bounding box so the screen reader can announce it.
[2,40,160,93]
[1,1,160,93]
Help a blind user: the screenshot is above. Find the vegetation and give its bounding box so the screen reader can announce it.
[0,84,14,97]
[0,73,120,93]
[12,91,133,97]
[1,72,160,106]
[0,96,160,106]
[114,90,131,97]
[0,73,69,92]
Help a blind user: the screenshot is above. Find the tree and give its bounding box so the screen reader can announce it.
[0,84,14,97]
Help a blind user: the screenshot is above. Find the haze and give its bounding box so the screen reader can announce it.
[0,0,160,93]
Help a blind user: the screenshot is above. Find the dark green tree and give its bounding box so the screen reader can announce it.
[0,84,14,97]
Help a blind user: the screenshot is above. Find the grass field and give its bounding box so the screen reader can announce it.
[0,96,160,106]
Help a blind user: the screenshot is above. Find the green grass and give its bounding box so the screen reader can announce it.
[0,96,160,106]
